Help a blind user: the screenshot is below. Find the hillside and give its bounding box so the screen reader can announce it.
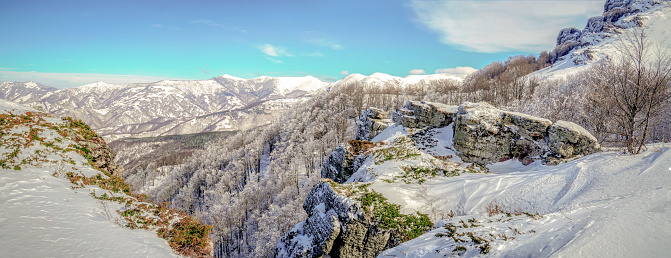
[532,0,671,79]
[0,99,212,257]
[277,101,671,257]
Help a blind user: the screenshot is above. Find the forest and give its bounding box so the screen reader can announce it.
[121,30,671,257]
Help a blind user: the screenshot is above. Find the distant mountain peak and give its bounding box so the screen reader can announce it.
[218,74,245,80]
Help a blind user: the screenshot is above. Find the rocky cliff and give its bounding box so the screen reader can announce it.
[277,101,600,258]
[394,101,600,165]
[355,108,391,141]
[553,0,667,61]
[275,181,393,257]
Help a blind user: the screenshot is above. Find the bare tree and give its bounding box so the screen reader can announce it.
[586,28,671,153]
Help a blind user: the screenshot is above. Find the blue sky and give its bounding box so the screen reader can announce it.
[0,0,604,88]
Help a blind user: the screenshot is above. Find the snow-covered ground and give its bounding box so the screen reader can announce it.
[0,167,180,257]
[0,99,181,257]
[353,121,671,257]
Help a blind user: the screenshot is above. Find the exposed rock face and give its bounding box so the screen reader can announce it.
[321,141,378,183]
[392,100,457,129]
[275,181,390,258]
[61,121,124,176]
[395,101,600,165]
[453,102,554,165]
[553,0,665,60]
[557,27,583,46]
[355,108,391,141]
[547,121,601,164]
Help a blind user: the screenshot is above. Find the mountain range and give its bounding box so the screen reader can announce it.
[0,73,462,142]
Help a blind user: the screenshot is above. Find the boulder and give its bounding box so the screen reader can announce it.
[451,102,598,165]
[547,120,601,164]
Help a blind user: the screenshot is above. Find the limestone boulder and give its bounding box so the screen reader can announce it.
[452,102,597,165]
[547,120,601,164]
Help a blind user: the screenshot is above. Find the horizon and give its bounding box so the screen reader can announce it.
[0,0,604,88]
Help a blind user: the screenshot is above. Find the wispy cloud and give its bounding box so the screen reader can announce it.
[257,44,293,63]
[0,69,186,89]
[192,19,246,33]
[409,69,426,75]
[257,44,291,57]
[265,57,282,64]
[340,70,349,76]
[302,52,325,57]
[410,0,603,53]
[308,38,344,50]
[435,66,478,79]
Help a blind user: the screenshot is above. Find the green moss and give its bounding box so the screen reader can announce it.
[356,185,432,244]
[372,137,421,165]
[395,166,460,184]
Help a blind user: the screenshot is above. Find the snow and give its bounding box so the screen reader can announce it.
[554,120,599,142]
[274,76,327,94]
[218,74,245,81]
[380,144,671,257]
[530,1,671,81]
[333,105,671,257]
[0,167,180,257]
[0,99,39,113]
[0,100,181,257]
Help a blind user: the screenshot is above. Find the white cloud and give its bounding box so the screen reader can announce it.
[309,38,344,50]
[435,66,478,79]
[410,0,603,53]
[409,69,426,75]
[340,70,349,75]
[257,44,292,58]
[0,69,186,89]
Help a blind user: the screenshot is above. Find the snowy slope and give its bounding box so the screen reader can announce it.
[0,167,181,257]
[0,100,181,257]
[380,143,671,257]
[333,114,671,257]
[532,0,671,80]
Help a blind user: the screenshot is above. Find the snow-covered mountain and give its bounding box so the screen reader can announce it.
[332,72,463,89]
[0,72,459,142]
[534,0,671,79]
[0,75,328,141]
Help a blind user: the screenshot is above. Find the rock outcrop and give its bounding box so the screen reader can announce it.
[355,108,391,141]
[61,119,124,176]
[275,181,390,257]
[321,140,380,183]
[553,0,665,60]
[394,101,600,165]
[392,101,457,129]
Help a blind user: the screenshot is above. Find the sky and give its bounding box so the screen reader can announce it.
[0,0,604,88]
